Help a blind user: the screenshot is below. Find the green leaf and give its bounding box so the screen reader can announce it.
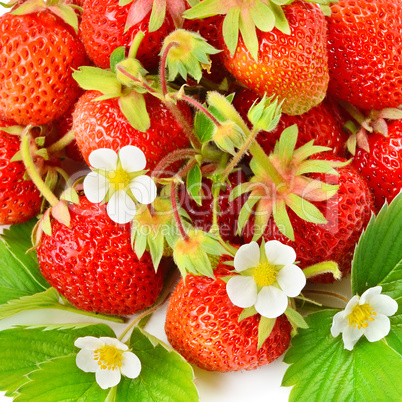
[257,316,276,350]
[115,327,199,401]
[186,164,202,205]
[148,231,165,271]
[0,287,59,320]
[194,109,215,143]
[387,296,402,355]
[277,124,298,165]
[15,355,109,401]
[238,306,258,321]
[0,221,48,305]
[352,193,402,296]
[273,200,294,241]
[48,4,79,33]
[222,8,240,56]
[270,1,290,35]
[282,310,402,401]
[110,46,127,72]
[239,10,259,61]
[286,193,327,224]
[284,307,308,330]
[72,66,122,95]
[119,91,150,132]
[0,324,115,397]
[250,1,275,32]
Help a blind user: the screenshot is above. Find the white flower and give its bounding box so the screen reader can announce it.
[83,146,157,224]
[331,286,398,351]
[75,336,141,389]
[226,240,306,318]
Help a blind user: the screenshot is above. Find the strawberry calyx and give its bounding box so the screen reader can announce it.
[172,228,229,278]
[8,0,80,32]
[124,0,187,33]
[341,101,402,155]
[183,0,335,61]
[161,29,221,83]
[131,197,190,270]
[231,125,349,241]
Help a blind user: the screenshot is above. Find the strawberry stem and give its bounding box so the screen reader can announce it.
[180,93,221,127]
[46,129,76,155]
[128,31,145,59]
[302,289,349,305]
[20,127,59,208]
[160,41,178,97]
[151,148,197,179]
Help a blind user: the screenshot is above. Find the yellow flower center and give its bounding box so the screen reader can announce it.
[94,345,123,370]
[348,303,376,329]
[109,168,131,191]
[253,262,277,288]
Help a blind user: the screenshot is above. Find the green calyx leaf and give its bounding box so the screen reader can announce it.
[48,3,79,33]
[118,91,150,132]
[247,95,282,132]
[238,306,258,322]
[284,307,308,334]
[257,316,276,350]
[282,310,402,401]
[186,163,203,205]
[72,66,122,97]
[162,29,221,83]
[116,58,148,89]
[10,0,46,16]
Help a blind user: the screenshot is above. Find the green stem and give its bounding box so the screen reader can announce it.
[180,93,221,127]
[128,31,145,59]
[151,148,197,179]
[21,129,59,208]
[46,130,76,155]
[303,290,349,305]
[52,303,125,323]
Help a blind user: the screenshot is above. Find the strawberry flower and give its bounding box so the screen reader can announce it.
[331,286,398,351]
[226,241,306,318]
[83,146,157,224]
[75,336,141,389]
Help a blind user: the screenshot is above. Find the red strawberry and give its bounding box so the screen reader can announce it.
[232,87,347,157]
[243,155,374,283]
[351,119,402,212]
[0,10,87,125]
[326,0,402,110]
[216,1,329,115]
[80,0,175,71]
[165,261,292,372]
[36,195,165,316]
[72,90,192,170]
[179,170,247,243]
[0,123,42,225]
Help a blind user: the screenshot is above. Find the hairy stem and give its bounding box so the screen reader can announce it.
[180,93,221,127]
[152,148,197,179]
[46,130,76,155]
[159,42,178,97]
[303,289,349,305]
[21,128,59,208]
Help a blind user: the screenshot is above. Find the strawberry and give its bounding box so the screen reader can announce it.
[232,87,348,157]
[0,123,42,225]
[36,195,165,316]
[243,155,374,283]
[326,0,402,110]
[351,119,402,212]
[165,261,292,372]
[72,90,192,170]
[0,9,87,125]
[80,0,175,71]
[185,0,329,115]
[179,170,247,243]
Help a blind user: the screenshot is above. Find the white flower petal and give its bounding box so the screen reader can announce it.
[364,314,391,343]
[276,264,306,297]
[107,190,137,224]
[265,240,296,266]
[255,286,288,319]
[95,367,121,389]
[84,172,110,203]
[89,148,118,171]
[331,311,348,338]
[344,295,360,316]
[342,324,363,351]
[74,336,104,350]
[118,145,147,172]
[234,242,260,272]
[360,286,382,305]
[75,349,99,373]
[99,337,128,351]
[121,352,142,379]
[365,294,398,317]
[226,276,258,308]
[129,175,157,205]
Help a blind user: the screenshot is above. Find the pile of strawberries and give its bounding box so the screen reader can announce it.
[0,0,401,374]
